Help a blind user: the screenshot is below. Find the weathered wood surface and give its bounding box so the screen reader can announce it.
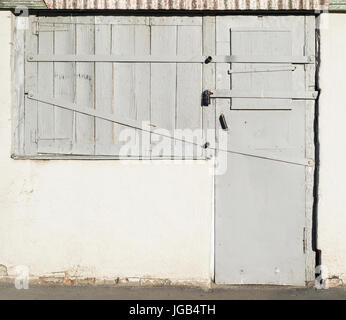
[24,16,204,158]
[0,0,46,8]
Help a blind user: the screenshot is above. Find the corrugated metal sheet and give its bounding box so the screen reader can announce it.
[43,0,329,10]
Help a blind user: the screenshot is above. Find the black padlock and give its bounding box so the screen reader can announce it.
[202,90,213,107]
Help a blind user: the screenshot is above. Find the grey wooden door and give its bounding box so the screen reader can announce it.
[212,16,316,285]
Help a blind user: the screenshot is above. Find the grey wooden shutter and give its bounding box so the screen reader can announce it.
[213,16,316,285]
[23,16,204,158]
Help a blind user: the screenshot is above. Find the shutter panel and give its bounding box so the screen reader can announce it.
[24,16,204,159]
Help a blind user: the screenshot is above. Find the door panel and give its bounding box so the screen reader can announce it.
[214,16,315,285]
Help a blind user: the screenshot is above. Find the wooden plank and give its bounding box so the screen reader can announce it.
[202,16,216,160]
[150,23,177,158]
[134,24,151,158]
[12,18,25,156]
[27,95,155,134]
[95,20,113,155]
[30,54,313,63]
[0,0,46,8]
[24,16,38,156]
[211,90,317,99]
[176,24,203,159]
[37,17,54,142]
[75,16,95,155]
[95,16,148,25]
[51,17,75,154]
[112,23,136,156]
[150,17,202,26]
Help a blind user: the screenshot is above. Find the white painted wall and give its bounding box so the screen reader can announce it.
[318,13,346,282]
[0,12,213,282]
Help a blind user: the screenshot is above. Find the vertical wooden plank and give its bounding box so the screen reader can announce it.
[202,17,216,160]
[150,23,177,158]
[112,24,136,156]
[12,16,25,156]
[134,24,151,158]
[37,17,54,141]
[75,16,95,155]
[24,16,38,155]
[95,20,113,155]
[215,17,231,154]
[176,24,203,159]
[97,19,151,157]
[54,17,75,154]
[202,16,216,281]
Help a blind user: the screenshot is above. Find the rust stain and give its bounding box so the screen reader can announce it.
[43,0,328,10]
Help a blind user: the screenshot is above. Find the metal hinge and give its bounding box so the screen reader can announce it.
[303,227,307,254]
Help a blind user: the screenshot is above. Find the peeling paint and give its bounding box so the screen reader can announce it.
[0,265,8,277]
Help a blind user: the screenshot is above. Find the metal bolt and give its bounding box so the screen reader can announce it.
[203,142,210,149]
[204,56,212,64]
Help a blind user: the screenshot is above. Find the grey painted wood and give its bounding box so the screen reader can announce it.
[28,95,155,135]
[37,17,54,143]
[75,16,95,155]
[37,16,76,154]
[24,15,38,156]
[30,54,312,63]
[23,15,207,158]
[12,18,25,156]
[176,24,202,158]
[133,24,151,158]
[211,90,317,99]
[95,20,114,155]
[202,17,216,160]
[150,23,177,158]
[0,0,46,8]
[215,16,315,285]
[112,23,136,156]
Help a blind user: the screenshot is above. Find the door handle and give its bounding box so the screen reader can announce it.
[219,114,228,131]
